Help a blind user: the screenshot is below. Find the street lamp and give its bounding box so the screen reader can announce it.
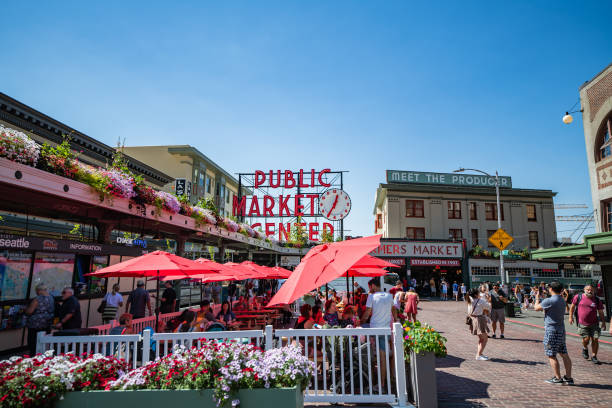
[454,167,506,286]
[562,99,583,125]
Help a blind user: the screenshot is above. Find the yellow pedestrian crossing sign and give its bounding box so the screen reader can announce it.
[488,228,513,251]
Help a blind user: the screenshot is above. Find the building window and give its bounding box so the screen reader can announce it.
[406,227,425,240]
[596,116,612,162]
[506,268,530,277]
[471,266,499,276]
[603,201,612,232]
[532,268,560,278]
[226,189,230,204]
[449,228,462,240]
[206,177,211,194]
[485,203,504,221]
[469,202,477,220]
[487,230,497,248]
[30,252,75,298]
[527,204,537,222]
[471,229,479,247]
[529,231,539,249]
[0,250,32,301]
[448,201,461,219]
[376,214,382,229]
[405,200,424,218]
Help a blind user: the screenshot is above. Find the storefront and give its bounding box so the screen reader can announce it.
[370,239,466,293]
[0,234,145,352]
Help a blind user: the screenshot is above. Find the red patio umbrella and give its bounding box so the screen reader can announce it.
[86,250,222,330]
[224,262,262,280]
[262,266,292,279]
[267,235,382,306]
[352,255,400,269]
[346,267,388,277]
[240,261,269,279]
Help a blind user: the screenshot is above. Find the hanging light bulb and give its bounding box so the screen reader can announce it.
[562,112,573,124]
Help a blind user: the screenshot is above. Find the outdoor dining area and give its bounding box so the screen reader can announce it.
[33,235,413,406]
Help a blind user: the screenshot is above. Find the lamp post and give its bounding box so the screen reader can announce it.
[454,168,506,286]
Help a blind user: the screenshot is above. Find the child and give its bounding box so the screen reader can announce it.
[340,306,359,327]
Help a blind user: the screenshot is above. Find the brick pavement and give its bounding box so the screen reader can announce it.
[419,300,612,408]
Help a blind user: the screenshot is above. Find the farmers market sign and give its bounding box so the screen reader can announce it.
[386,170,512,188]
[371,240,463,259]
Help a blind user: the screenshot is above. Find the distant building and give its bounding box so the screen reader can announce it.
[374,170,557,249]
[122,145,244,216]
[372,170,559,287]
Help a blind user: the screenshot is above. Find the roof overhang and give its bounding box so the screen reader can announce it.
[532,231,612,263]
[379,183,556,199]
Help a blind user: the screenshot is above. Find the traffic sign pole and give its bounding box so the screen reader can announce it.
[495,171,505,286]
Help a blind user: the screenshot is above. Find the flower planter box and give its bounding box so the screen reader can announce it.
[409,350,437,408]
[55,387,303,408]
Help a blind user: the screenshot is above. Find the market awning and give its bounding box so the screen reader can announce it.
[531,231,612,263]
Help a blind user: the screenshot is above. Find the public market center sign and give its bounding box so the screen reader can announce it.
[386,170,512,188]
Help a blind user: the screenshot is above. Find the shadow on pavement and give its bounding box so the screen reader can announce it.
[437,370,489,407]
[488,357,544,366]
[436,354,465,368]
[574,383,612,390]
[496,337,542,344]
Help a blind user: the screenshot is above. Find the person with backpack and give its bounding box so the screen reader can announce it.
[569,284,606,364]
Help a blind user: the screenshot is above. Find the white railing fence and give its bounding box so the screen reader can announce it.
[274,325,406,405]
[36,332,142,369]
[37,323,408,406]
[150,329,266,360]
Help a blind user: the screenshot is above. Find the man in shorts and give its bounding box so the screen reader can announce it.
[534,281,573,385]
[362,278,397,390]
[489,283,507,338]
[569,284,606,364]
[452,281,459,301]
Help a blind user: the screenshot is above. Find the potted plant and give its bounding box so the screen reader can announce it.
[0,124,40,167]
[402,321,446,408]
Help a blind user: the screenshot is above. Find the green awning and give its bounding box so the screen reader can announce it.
[532,231,612,263]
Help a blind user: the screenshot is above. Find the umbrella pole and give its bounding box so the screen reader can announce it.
[352,276,355,304]
[346,272,349,303]
[156,271,160,332]
[325,284,329,301]
[200,280,203,306]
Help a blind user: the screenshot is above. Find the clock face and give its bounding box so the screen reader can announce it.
[319,189,351,221]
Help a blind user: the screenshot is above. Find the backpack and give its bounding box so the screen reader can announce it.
[572,293,602,327]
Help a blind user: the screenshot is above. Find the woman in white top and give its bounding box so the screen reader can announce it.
[466,288,491,361]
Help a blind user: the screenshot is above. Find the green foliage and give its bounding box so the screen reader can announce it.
[469,245,530,260]
[110,145,131,173]
[335,236,343,242]
[289,216,308,247]
[207,245,215,260]
[40,135,79,179]
[402,320,447,358]
[197,197,218,215]
[321,228,334,243]
[69,224,83,240]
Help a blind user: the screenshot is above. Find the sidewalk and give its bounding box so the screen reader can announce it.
[418,300,612,408]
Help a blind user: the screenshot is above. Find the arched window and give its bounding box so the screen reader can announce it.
[595,114,612,162]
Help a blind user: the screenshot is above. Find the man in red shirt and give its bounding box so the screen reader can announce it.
[569,284,606,364]
[389,282,402,297]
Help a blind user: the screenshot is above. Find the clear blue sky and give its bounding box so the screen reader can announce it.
[2,1,611,240]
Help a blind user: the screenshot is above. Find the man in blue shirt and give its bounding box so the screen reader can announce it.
[452,281,459,301]
[534,281,573,385]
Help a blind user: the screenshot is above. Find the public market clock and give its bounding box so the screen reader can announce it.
[319,189,351,220]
